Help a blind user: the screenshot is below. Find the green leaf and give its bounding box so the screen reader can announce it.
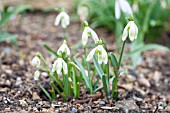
[110,53,118,67]
[93,55,104,78]
[38,83,52,101]
[125,43,169,60]
[51,72,64,91]
[38,66,48,71]
[102,74,110,98]
[112,77,118,99]
[72,67,78,98]
[50,81,66,101]
[0,31,17,43]
[44,44,58,58]
[74,58,91,90]
[0,5,32,26]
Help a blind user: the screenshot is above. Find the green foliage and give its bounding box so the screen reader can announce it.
[84,0,170,67]
[0,5,32,43]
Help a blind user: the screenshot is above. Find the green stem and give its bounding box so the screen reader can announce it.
[83,46,92,94]
[118,41,126,68]
[63,28,67,40]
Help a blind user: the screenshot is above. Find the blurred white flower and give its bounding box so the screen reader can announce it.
[52,58,68,74]
[34,70,40,81]
[55,11,70,28]
[122,21,138,41]
[31,56,40,68]
[115,0,132,19]
[68,77,72,82]
[132,3,139,12]
[57,40,70,56]
[86,44,108,64]
[82,22,99,46]
[77,5,89,22]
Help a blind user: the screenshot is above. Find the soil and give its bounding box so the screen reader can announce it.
[0,12,170,113]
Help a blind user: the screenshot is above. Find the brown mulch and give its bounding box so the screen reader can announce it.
[0,12,170,113]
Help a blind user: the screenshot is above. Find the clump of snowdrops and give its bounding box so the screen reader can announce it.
[31,9,138,101]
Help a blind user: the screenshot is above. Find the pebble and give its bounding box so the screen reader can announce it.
[15,77,23,86]
[71,107,78,112]
[32,92,41,100]
[99,101,105,106]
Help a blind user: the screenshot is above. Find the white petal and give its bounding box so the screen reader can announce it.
[122,23,129,41]
[57,43,70,56]
[115,0,121,19]
[82,27,88,45]
[56,58,63,74]
[129,21,138,41]
[34,70,40,81]
[101,46,108,64]
[97,53,103,64]
[31,56,40,68]
[62,59,68,74]
[64,44,70,56]
[52,60,57,72]
[61,19,67,28]
[89,27,99,44]
[119,0,132,15]
[54,13,62,26]
[86,47,98,61]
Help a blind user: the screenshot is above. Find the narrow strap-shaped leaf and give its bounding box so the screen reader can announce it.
[93,55,104,78]
[112,77,118,100]
[110,53,118,67]
[72,67,77,98]
[74,58,91,90]
[38,83,52,101]
[102,74,110,98]
[51,72,64,90]
[50,81,66,101]
[44,44,58,58]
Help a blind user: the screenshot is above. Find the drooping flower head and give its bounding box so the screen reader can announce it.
[55,10,70,29]
[115,0,132,19]
[52,53,68,74]
[122,15,138,41]
[31,55,41,68]
[82,21,99,46]
[86,39,108,64]
[34,70,40,81]
[57,40,70,56]
[77,3,89,22]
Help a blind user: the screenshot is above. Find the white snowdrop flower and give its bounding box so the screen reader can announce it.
[82,21,99,46]
[122,20,138,41]
[86,41,108,64]
[115,0,132,19]
[31,56,41,68]
[52,58,68,74]
[77,5,89,22]
[34,70,40,81]
[68,77,72,82]
[85,70,88,77]
[132,3,139,12]
[55,11,70,28]
[57,40,70,56]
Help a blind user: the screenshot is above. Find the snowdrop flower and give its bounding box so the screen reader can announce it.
[57,40,70,56]
[115,0,132,19]
[122,19,138,41]
[68,77,72,82]
[31,56,41,68]
[82,21,99,46]
[52,58,68,74]
[77,5,89,22]
[55,11,70,28]
[34,70,40,81]
[86,40,108,64]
